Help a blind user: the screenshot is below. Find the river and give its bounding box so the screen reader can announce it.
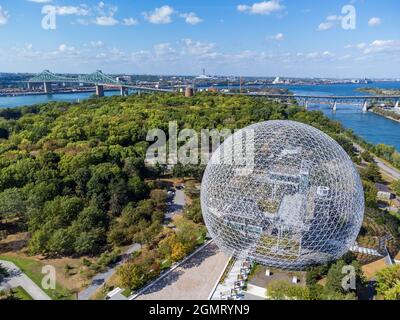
[280,82,400,152]
[0,82,399,151]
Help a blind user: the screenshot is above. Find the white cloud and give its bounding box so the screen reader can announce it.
[345,43,367,49]
[122,18,138,26]
[326,15,342,22]
[269,32,284,41]
[304,51,335,60]
[55,6,89,16]
[317,14,344,31]
[59,44,75,52]
[364,40,400,54]
[368,17,381,27]
[237,1,284,15]
[181,38,217,57]
[90,41,104,48]
[154,43,176,61]
[95,15,118,26]
[143,5,175,24]
[317,22,334,31]
[0,6,9,25]
[322,51,334,57]
[180,12,202,25]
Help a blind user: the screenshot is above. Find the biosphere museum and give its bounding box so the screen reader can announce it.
[201,120,365,270]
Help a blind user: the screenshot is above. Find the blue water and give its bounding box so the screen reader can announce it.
[282,82,400,152]
[0,90,120,108]
[0,82,399,151]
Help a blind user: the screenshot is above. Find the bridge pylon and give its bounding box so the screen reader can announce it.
[120,86,128,96]
[332,101,337,112]
[95,85,104,97]
[362,101,369,113]
[44,82,52,94]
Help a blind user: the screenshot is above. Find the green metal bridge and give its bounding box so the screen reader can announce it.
[28,70,173,96]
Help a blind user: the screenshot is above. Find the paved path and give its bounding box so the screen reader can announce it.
[374,157,400,180]
[165,189,186,220]
[134,242,229,300]
[78,243,141,300]
[349,245,383,257]
[0,260,51,300]
[353,143,400,180]
[79,186,187,300]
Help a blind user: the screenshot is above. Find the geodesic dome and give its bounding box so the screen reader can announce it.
[201,120,364,270]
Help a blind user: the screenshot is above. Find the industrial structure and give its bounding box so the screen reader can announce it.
[27,70,173,97]
[201,120,365,270]
[241,93,400,113]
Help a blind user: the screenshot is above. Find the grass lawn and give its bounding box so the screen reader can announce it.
[11,286,33,300]
[0,255,75,300]
[121,288,131,297]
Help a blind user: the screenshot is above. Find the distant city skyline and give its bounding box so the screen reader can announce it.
[0,0,399,77]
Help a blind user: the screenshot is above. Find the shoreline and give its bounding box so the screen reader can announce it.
[0,89,118,98]
[370,108,400,124]
[0,88,119,98]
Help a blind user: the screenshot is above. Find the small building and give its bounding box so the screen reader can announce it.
[375,183,395,200]
[185,86,194,97]
[246,265,306,299]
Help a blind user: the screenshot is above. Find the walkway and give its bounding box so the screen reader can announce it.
[133,241,229,300]
[0,260,51,300]
[349,245,383,257]
[78,243,141,300]
[353,143,400,180]
[210,254,250,300]
[165,189,186,220]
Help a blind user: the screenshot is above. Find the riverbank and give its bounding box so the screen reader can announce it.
[370,107,400,123]
[357,87,400,96]
[0,88,118,98]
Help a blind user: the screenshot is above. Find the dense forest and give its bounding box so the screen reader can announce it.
[0,92,397,259]
[0,92,399,299]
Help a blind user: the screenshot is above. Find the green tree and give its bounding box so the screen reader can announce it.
[360,163,382,183]
[267,280,310,300]
[362,180,378,208]
[183,198,203,224]
[0,188,26,221]
[361,151,374,163]
[391,179,400,197]
[375,265,400,300]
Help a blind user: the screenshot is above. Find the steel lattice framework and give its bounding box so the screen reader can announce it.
[29,70,122,85]
[201,120,364,270]
[28,70,78,83]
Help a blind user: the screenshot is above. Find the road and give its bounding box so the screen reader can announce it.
[374,157,400,180]
[78,243,141,300]
[353,143,400,180]
[0,260,51,300]
[165,189,186,220]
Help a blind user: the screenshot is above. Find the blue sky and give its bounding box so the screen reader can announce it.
[0,0,399,77]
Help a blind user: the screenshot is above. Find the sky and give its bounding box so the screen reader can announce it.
[0,0,399,77]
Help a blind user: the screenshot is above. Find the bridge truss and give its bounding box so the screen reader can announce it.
[29,70,123,86]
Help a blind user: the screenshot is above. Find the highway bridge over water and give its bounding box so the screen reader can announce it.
[27,70,400,112]
[240,93,400,112]
[27,70,172,96]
